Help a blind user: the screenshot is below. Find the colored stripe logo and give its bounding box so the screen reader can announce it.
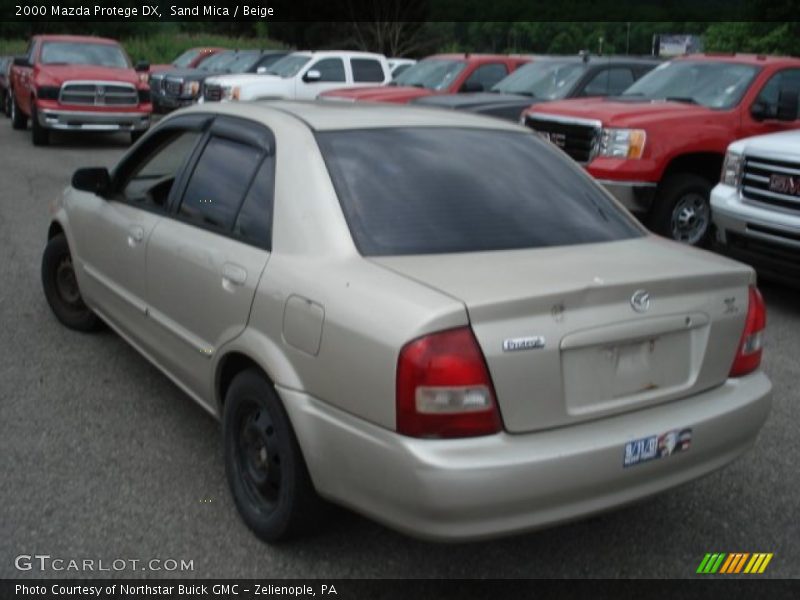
[696,553,773,574]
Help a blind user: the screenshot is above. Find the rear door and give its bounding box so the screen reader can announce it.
[144,116,274,403]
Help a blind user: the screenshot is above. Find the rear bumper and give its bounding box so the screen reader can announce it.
[711,183,800,285]
[279,371,771,542]
[38,108,150,132]
[596,179,657,216]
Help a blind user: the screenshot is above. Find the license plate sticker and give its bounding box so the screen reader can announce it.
[623,428,692,468]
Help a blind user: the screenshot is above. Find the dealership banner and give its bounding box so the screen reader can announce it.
[3,579,800,600]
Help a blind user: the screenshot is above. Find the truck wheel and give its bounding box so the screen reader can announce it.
[41,234,103,332]
[223,368,322,542]
[31,104,50,146]
[650,174,712,246]
[11,92,27,130]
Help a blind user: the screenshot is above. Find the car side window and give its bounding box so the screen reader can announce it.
[178,136,264,231]
[463,63,508,91]
[308,58,346,83]
[351,58,385,83]
[581,68,635,97]
[119,130,201,211]
[754,69,800,119]
[233,155,275,249]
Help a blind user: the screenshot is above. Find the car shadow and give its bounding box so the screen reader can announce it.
[759,279,800,313]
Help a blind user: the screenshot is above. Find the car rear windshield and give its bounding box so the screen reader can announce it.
[621,60,759,109]
[317,128,642,256]
[40,42,129,69]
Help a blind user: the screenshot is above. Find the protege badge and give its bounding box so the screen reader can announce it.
[502,336,546,352]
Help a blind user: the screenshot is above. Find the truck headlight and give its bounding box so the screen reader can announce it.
[721,150,743,186]
[598,128,646,159]
[186,81,200,97]
[222,86,240,101]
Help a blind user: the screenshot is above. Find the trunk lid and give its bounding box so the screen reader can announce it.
[372,237,754,433]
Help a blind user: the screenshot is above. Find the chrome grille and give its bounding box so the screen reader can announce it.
[741,155,800,213]
[524,115,600,164]
[163,78,183,96]
[203,83,221,102]
[59,81,138,106]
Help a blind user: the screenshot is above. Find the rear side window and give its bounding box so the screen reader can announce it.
[317,128,641,256]
[233,157,275,249]
[179,136,263,231]
[351,58,385,83]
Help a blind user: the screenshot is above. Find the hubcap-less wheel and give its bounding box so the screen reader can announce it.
[237,403,282,512]
[55,255,82,306]
[670,193,709,245]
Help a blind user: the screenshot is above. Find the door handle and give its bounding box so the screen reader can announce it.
[127,225,144,246]
[222,263,247,287]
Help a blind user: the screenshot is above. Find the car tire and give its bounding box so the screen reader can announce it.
[650,174,713,246]
[11,91,27,130]
[223,368,321,543]
[130,130,145,145]
[41,233,103,332]
[31,103,50,146]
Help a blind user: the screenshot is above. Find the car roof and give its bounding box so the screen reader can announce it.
[288,50,386,59]
[180,100,527,133]
[34,34,119,45]
[425,53,522,63]
[676,53,800,66]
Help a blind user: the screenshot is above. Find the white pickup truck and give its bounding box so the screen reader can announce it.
[712,128,800,285]
[200,50,391,103]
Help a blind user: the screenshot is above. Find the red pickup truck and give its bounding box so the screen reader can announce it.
[522,54,800,245]
[320,53,531,104]
[9,34,152,146]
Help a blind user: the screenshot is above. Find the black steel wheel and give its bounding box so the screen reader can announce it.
[223,369,321,542]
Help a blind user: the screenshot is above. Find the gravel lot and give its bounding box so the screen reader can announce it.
[0,120,798,580]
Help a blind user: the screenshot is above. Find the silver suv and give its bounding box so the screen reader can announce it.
[42,102,771,543]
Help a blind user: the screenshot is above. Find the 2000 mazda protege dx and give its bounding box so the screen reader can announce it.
[41,101,771,542]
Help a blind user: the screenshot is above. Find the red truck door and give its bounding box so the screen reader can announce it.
[741,68,800,138]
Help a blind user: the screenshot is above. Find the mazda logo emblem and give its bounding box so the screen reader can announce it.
[631,289,651,313]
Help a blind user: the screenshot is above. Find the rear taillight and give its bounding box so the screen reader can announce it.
[396,327,502,438]
[729,286,766,377]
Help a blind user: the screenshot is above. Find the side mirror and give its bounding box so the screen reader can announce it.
[460,81,484,93]
[72,167,111,196]
[777,88,799,121]
[135,61,150,72]
[303,69,321,83]
[13,55,31,68]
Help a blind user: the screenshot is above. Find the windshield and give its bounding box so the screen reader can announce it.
[199,51,237,72]
[393,59,467,91]
[40,42,130,68]
[318,128,640,256]
[222,51,262,74]
[493,61,587,99]
[622,60,759,109]
[266,55,311,77]
[172,49,201,68]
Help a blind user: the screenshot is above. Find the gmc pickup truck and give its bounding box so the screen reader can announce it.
[9,34,152,146]
[523,54,800,245]
[712,129,800,284]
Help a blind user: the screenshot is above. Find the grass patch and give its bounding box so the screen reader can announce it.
[0,33,284,64]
